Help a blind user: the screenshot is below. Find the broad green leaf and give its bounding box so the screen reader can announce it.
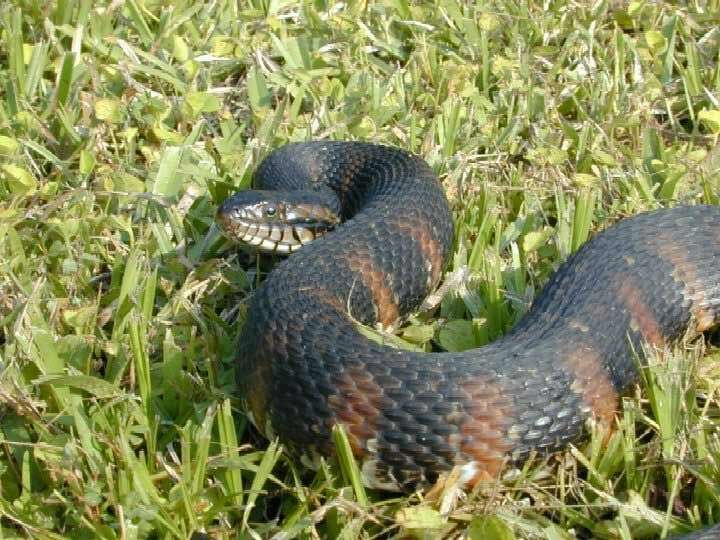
[698,109,720,134]
[2,164,36,194]
[437,319,476,351]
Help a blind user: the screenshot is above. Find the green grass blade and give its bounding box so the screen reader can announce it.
[332,424,369,508]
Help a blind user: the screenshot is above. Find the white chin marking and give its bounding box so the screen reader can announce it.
[270,226,282,241]
[281,226,295,245]
[295,227,315,244]
[260,239,276,251]
[248,236,264,246]
[275,244,291,254]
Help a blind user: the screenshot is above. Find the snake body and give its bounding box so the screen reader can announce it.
[217,142,720,496]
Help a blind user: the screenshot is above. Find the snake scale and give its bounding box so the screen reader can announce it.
[216,141,720,536]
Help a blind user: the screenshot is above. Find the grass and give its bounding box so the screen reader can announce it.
[1,0,720,538]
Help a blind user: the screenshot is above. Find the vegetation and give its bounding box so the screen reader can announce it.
[1,0,720,538]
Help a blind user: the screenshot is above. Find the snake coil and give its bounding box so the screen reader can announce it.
[217,142,720,534]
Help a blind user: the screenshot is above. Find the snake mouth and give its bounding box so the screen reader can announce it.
[217,198,340,254]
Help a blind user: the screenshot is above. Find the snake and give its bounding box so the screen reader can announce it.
[216,141,720,533]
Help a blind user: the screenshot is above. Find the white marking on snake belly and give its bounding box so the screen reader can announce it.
[458,461,480,486]
[425,260,434,288]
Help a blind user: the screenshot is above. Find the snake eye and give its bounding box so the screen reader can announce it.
[265,206,277,217]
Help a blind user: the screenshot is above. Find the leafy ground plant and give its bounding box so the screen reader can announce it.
[1,0,720,538]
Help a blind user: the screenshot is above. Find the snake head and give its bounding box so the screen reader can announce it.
[216,190,341,254]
